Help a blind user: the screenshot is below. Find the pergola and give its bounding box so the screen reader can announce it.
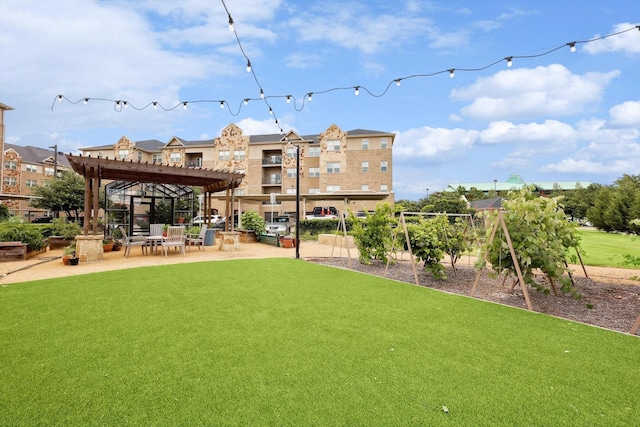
[65,154,244,235]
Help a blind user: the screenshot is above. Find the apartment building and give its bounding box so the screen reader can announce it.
[1,102,71,220]
[80,123,395,219]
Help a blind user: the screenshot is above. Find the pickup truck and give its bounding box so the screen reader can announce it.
[305,206,338,220]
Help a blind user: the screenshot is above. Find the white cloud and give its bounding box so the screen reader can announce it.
[479,120,577,144]
[541,158,636,174]
[583,23,640,55]
[285,53,324,69]
[229,117,293,135]
[609,100,640,127]
[451,64,619,120]
[394,126,478,160]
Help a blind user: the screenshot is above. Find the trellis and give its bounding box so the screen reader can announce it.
[387,212,478,286]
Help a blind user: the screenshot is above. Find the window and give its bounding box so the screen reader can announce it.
[326,140,340,152]
[44,167,55,176]
[380,161,388,172]
[286,188,296,194]
[4,161,17,170]
[308,167,320,178]
[3,177,17,186]
[327,162,340,173]
[380,184,388,192]
[361,161,369,172]
[152,153,162,163]
[26,179,37,188]
[309,188,320,194]
[361,138,369,150]
[118,149,129,160]
[361,184,369,191]
[380,137,388,149]
[326,185,341,192]
[286,147,297,158]
[26,164,38,173]
[234,188,245,196]
[97,151,103,159]
[137,151,143,161]
[287,168,297,178]
[308,147,320,157]
[170,152,181,163]
[234,150,246,160]
[218,150,230,161]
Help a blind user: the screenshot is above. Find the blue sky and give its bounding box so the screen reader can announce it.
[0,0,638,200]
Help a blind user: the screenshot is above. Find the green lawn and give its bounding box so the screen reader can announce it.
[574,228,640,269]
[1,259,638,426]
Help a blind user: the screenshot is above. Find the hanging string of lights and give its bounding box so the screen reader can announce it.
[51,18,640,131]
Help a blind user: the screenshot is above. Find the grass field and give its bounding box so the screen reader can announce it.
[1,259,638,426]
[574,228,640,269]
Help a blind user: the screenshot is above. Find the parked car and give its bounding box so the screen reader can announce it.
[193,215,222,225]
[305,206,339,220]
[265,216,291,234]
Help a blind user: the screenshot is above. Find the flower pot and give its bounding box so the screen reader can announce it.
[103,243,114,252]
[68,257,79,266]
[62,255,71,265]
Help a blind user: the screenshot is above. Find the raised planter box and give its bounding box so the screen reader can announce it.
[48,236,75,250]
[0,242,28,262]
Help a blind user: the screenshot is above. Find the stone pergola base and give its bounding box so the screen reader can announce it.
[75,235,104,262]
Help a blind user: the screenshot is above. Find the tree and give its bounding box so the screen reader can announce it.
[421,191,470,215]
[350,203,396,265]
[587,174,640,233]
[0,204,10,221]
[30,170,85,218]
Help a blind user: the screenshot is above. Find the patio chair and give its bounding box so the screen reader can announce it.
[161,226,186,257]
[185,226,207,251]
[118,226,148,258]
[149,223,164,237]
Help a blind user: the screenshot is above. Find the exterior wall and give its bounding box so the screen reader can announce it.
[78,123,395,221]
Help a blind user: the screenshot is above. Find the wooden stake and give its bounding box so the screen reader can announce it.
[630,314,640,335]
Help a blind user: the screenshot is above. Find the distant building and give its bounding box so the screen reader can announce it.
[79,123,395,220]
[446,173,592,196]
[1,103,71,220]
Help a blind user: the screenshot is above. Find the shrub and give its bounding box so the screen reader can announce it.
[350,203,396,265]
[0,218,47,251]
[240,211,266,235]
[49,218,82,239]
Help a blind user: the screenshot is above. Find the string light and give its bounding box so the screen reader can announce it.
[51,23,638,121]
[354,86,359,96]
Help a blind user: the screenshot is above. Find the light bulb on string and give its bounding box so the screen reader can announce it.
[354,86,359,96]
[243,98,249,105]
[83,98,88,105]
[228,14,234,32]
[260,89,265,99]
[246,60,251,72]
[307,93,313,101]
[152,102,158,110]
[568,42,576,52]
[269,107,273,115]
[220,101,225,109]
[506,57,513,67]
[182,102,188,110]
[57,95,62,102]
[395,79,401,87]
[123,101,128,109]
[286,95,291,104]
[449,69,455,78]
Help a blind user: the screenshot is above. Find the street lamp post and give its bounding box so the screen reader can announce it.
[49,145,58,178]
[295,145,300,259]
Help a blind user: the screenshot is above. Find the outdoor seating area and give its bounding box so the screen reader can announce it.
[118,225,206,258]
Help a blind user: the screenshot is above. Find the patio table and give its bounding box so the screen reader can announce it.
[146,235,164,254]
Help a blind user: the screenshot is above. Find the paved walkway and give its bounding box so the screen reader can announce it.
[0,240,359,285]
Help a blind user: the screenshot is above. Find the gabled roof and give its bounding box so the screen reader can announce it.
[4,143,70,167]
[470,197,503,210]
[346,129,393,136]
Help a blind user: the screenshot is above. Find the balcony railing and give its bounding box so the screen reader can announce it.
[262,156,282,165]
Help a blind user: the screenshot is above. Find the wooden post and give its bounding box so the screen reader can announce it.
[92,166,100,235]
[83,170,91,235]
[630,314,640,335]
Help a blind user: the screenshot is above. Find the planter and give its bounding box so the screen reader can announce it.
[62,255,71,265]
[238,230,258,243]
[49,236,75,250]
[112,242,122,251]
[68,257,79,266]
[103,243,114,252]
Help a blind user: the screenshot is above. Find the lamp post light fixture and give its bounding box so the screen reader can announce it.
[426,188,429,198]
[493,179,497,193]
[49,145,58,178]
[295,144,300,259]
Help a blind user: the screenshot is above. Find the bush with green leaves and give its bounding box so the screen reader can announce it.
[475,188,581,297]
[49,218,83,239]
[349,203,396,265]
[0,218,47,251]
[396,215,449,279]
[240,210,266,235]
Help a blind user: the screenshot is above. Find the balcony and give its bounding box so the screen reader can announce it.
[262,156,282,166]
